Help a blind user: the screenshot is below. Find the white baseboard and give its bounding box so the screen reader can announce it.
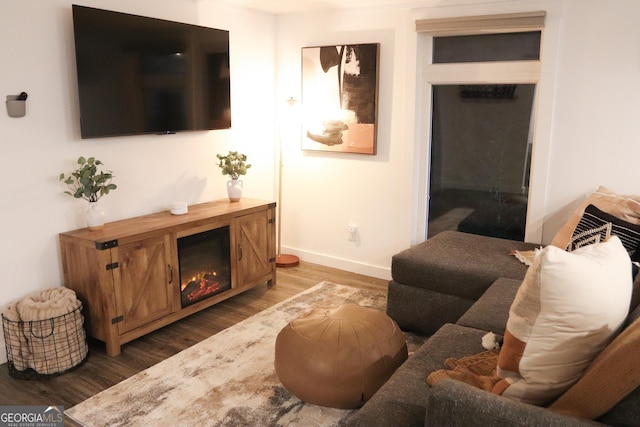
[281,246,391,281]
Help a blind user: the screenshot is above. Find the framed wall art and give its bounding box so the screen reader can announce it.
[301,43,379,155]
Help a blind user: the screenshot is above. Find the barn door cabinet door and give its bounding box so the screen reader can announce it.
[234,208,276,288]
[111,234,174,335]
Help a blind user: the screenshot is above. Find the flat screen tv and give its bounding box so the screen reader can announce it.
[72,5,231,139]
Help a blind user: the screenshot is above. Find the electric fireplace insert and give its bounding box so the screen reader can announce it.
[178,226,231,307]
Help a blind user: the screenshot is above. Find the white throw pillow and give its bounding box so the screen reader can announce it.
[493,236,632,405]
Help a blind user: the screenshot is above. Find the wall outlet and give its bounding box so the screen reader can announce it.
[348,225,358,241]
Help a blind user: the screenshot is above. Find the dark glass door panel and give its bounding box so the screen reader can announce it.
[428,84,535,241]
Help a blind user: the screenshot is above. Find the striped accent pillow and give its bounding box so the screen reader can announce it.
[570,204,640,260]
[550,186,640,250]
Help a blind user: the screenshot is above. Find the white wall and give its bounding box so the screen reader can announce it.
[0,0,276,361]
[275,0,640,275]
[275,7,417,279]
[542,0,640,242]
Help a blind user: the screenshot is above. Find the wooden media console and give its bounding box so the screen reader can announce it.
[59,199,276,356]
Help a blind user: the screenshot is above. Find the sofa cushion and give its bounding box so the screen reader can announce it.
[596,385,640,426]
[494,237,632,405]
[347,323,487,427]
[392,231,536,300]
[387,280,475,335]
[551,186,640,250]
[456,278,521,334]
[548,317,640,420]
[425,380,595,427]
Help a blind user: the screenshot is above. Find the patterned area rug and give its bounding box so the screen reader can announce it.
[67,282,424,427]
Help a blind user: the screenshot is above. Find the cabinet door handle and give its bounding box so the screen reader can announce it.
[168,264,173,284]
[238,245,243,261]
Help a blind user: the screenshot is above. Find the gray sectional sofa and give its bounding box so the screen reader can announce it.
[347,230,640,427]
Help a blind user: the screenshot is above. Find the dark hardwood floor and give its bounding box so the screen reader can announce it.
[0,262,388,425]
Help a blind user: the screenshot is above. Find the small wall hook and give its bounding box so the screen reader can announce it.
[6,91,28,118]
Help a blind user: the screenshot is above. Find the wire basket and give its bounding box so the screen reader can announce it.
[2,305,88,380]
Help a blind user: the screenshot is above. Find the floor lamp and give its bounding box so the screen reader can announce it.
[276,97,300,268]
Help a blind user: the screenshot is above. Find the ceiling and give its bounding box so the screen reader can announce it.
[217,0,420,15]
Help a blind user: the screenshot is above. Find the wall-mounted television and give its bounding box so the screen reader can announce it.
[72,5,231,139]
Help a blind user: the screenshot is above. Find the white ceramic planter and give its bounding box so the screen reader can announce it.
[227,179,243,202]
[86,201,105,231]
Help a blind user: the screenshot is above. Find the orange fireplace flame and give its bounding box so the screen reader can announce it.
[182,272,221,302]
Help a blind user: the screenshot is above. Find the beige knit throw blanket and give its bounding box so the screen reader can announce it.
[2,288,86,374]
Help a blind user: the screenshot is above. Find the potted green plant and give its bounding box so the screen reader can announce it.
[216,151,251,202]
[59,156,117,230]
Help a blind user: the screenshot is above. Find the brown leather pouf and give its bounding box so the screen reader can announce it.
[274,303,408,409]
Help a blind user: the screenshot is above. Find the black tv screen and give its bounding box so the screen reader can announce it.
[72,5,231,139]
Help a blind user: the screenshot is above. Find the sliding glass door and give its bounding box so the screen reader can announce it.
[425,30,541,241]
[428,84,536,240]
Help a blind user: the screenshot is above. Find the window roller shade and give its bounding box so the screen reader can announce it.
[416,11,546,36]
